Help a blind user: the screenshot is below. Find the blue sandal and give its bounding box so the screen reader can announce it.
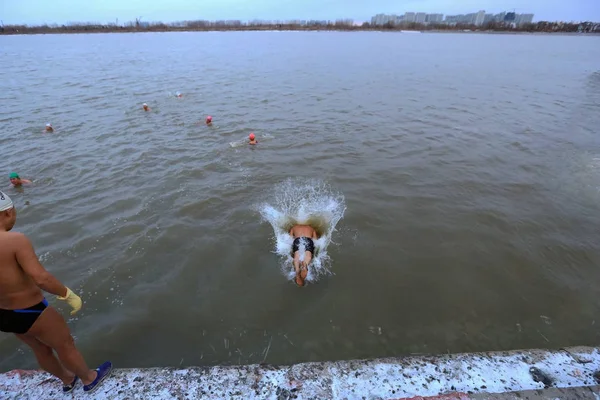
[63,376,78,393]
[83,361,113,393]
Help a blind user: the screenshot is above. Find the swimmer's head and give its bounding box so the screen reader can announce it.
[45,123,53,131]
[0,190,16,231]
[249,133,256,141]
[206,116,212,124]
[176,92,182,97]
[143,103,149,111]
[9,172,21,186]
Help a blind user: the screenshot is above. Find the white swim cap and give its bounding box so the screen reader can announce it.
[0,191,13,212]
[46,123,52,127]
[143,103,147,106]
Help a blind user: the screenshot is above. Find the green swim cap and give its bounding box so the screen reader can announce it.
[9,172,19,179]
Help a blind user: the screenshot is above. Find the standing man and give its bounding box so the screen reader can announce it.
[0,191,112,393]
[289,224,319,287]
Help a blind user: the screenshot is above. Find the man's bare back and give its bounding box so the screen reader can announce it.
[289,224,317,240]
[0,231,45,310]
[289,225,318,287]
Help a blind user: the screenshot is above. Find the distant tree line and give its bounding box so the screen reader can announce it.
[0,19,598,35]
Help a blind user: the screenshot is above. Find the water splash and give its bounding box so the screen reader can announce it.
[258,179,346,282]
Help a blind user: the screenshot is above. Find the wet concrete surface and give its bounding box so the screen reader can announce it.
[2,347,599,399]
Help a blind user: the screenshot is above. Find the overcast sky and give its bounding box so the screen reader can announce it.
[1,0,599,25]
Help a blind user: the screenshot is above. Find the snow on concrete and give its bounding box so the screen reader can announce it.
[1,346,599,399]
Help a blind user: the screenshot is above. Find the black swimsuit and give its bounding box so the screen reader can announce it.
[0,298,48,334]
[292,237,315,255]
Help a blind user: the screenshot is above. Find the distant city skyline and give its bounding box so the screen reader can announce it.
[371,10,535,26]
[1,0,599,25]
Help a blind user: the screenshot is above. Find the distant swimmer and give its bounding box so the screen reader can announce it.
[142,103,150,112]
[9,173,32,187]
[175,91,183,98]
[206,116,213,126]
[0,190,113,393]
[249,133,258,145]
[289,224,319,287]
[45,123,53,132]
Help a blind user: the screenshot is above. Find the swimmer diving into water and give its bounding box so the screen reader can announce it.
[289,225,319,287]
[9,173,32,187]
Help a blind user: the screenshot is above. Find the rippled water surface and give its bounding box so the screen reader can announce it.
[1,32,600,371]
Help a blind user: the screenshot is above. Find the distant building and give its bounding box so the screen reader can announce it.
[444,15,463,24]
[426,13,444,23]
[415,12,427,23]
[475,10,485,26]
[494,12,506,22]
[335,18,354,26]
[484,14,494,23]
[516,14,534,25]
[371,14,398,26]
[404,12,416,23]
[464,13,477,24]
[504,12,516,22]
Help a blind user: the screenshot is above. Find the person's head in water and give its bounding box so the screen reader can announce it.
[249,133,257,145]
[175,92,182,98]
[0,191,16,231]
[45,123,53,132]
[9,173,21,187]
[142,103,150,112]
[206,116,212,125]
[8,173,32,187]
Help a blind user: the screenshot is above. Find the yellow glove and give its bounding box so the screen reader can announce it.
[57,287,82,315]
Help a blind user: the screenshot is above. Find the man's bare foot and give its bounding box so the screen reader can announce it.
[295,272,305,287]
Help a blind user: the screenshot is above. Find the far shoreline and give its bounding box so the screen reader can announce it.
[1,28,599,37]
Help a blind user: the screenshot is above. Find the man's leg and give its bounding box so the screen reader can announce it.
[15,334,75,385]
[301,251,312,281]
[293,251,304,286]
[27,306,97,385]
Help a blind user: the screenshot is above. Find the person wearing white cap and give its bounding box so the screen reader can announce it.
[142,103,150,112]
[0,191,112,393]
[45,123,53,132]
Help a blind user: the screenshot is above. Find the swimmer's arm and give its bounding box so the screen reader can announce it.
[22,179,32,184]
[14,233,68,297]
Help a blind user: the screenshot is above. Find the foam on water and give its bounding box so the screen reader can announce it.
[258,179,346,282]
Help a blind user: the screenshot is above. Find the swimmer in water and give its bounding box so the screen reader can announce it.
[9,173,32,187]
[0,190,113,393]
[175,92,182,98]
[205,116,213,126]
[142,103,150,112]
[249,133,258,145]
[289,225,319,287]
[45,124,53,132]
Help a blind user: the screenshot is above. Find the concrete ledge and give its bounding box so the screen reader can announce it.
[2,347,600,399]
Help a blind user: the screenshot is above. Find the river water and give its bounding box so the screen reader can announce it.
[0,32,599,371]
